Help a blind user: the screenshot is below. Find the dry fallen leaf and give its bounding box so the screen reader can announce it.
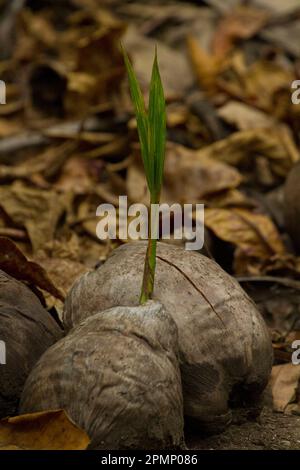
[0,118,23,137]
[54,156,93,194]
[187,35,223,94]
[0,410,90,450]
[19,7,126,118]
[124,26,193,98]
[164,144,243,203]
[35,257,90,305]
[0,181,71,252]
[218,52,294,114]
[0,142,75,183]
[202,188,253,208]
[204,207,286,273]
[195,126,299,178]
[0,237,64,302]
[218,101,275,130]
[212,5,269,57]
[261,20,300,58]
[253,0,300,16]
[128,143,242,204]
[270,364,300,414]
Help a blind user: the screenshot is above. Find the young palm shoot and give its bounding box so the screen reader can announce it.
[123,47,166,304]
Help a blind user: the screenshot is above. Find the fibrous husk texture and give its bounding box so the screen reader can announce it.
[20,302,184,450]
[0,270,62,418]
[63,241,273,432]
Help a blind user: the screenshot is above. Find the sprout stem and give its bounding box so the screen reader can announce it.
[140,194,159,304]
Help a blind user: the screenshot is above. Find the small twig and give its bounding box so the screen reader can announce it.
[237,275,300,291]
[0,227,27,240]
[0,117,115,160]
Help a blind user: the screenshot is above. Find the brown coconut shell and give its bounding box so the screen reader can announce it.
[63,241,273,432]
[20,302,184,450]
[0,270,63,418]
[284,161,300,253]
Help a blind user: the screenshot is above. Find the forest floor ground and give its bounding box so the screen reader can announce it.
[187,408,300,450]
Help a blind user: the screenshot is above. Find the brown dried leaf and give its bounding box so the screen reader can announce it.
[187,35,223,94]
[195,126,299,177]
[36,257,90,299]
[261,21,300,58]
[128,143,242,204]
[124,27,193,98]
[0,237,64,302]
[164,144,242,203]
[0,410,90,450]
[0,142,75,182]
[34,256,90,315]
[212,6,269,57]
[205,207,286,270]
[63,11,125,116]
[15,9,58,64]
[0,182,70,252]
[253,0,300,16]
[270,364,300,414]
[17,7,125,118]
[203,188,253,208]
[54,156,92,194]
[0,118,23,138]
[218,101,275,130]
[218,53,294,114]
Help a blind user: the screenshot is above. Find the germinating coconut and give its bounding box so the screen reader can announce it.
[63,241,273,432]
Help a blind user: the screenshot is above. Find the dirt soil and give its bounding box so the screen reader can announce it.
[187,408,300,450]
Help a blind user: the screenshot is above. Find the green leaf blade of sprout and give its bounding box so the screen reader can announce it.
[122,45,166,305]
[122,48,153,192]
[148,49,166,203]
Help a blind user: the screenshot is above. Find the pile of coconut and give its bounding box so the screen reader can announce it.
[0,240,273,449]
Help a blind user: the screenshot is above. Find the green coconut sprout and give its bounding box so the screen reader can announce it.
[123,47,166,304]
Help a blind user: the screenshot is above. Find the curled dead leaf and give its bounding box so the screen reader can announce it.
[195,126,299,178]
[218,52,294,114]
[204,207,286,274]
[0,410,90,450]
[187,35,223,94]
[0,181,71,252]
[0,237,64,302]
[270,364,300,414]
